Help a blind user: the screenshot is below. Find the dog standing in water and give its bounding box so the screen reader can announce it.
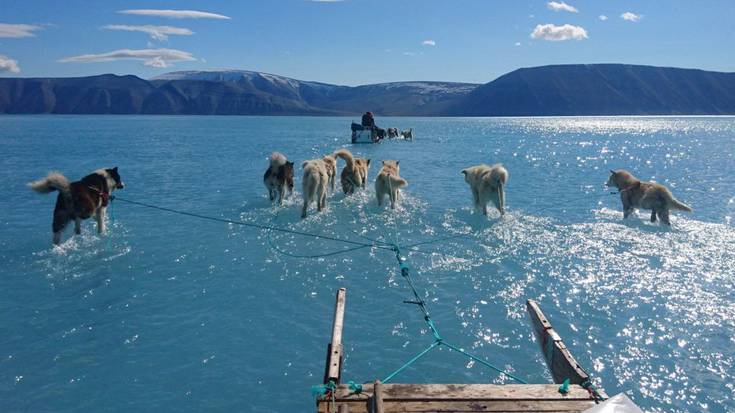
[29,167,125,245]
[462,164,508,216]
[334,148,371,195]
[263,152,294,205]
[375,160,408,209]
[606,169,692,225]
[323,154,337,193]
[301,158,330,218]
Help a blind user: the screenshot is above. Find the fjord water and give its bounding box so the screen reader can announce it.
[1,116,733,413]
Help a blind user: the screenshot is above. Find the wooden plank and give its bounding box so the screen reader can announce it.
[324,288,347,384]
[526,300,591,386]
[319,399,596,413]
[338,404,350,413]
[334,384,594,401]
[373,380,385,413]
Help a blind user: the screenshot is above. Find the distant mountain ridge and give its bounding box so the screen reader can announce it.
[1,64,734,116]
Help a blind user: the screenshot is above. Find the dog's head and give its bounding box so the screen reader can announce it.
[382,160,400,173]
[106,167,124,190]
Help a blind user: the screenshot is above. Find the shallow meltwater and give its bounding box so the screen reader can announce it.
[1,116,734,413]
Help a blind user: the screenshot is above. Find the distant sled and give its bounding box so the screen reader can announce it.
[350,123,413,143]
[351,122,382,144]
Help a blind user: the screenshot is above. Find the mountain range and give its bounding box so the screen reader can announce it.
[1,64,734,116]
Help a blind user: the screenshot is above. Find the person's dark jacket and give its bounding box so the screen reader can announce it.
[361,113,375,127]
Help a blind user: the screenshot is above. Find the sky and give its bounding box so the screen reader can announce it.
[1,0,734,85]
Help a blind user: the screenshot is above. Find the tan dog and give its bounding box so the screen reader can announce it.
[606,169,692,225]
[323,155,337,192]
[375,160,408,209]
[301,159,329,218]
[334,148,371,195]
[462,164,508,216]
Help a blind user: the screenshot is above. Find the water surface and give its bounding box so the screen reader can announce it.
[1,116,733,412]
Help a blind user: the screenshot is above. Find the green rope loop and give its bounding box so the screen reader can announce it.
[558,378,570,394]
[347,381,363,394]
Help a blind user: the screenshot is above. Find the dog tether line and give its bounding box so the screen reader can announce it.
[110,196,390,252]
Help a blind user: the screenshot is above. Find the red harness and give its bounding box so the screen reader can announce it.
[88,185,110,207]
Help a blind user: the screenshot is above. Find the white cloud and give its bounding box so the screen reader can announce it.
[118,9,231,20]
[402,52,417,56]
[547,1,578,13]
[60,48,197,68]
[0,23,42,38]
[515,42,522,47]
[621,12,642,22]
[599,15,608,21]
[422,39,436,46]
[531,23,588,41]
[0,54,21,73]
[103,25,193,41]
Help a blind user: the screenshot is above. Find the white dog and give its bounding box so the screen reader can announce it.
[375,160,408,209]
[462,164,508,216]
[301,159,329,218]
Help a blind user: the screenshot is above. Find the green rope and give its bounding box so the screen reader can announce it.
[558,378,570,394]
[382,341,441,383]
[266,210,393,259]
[581,379,607,402]
[111,196,380,249]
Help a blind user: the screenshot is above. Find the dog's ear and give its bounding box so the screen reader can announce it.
[609,169,616,174]
[302,161,309,169]
[396,160,400,165]
[112,166,118,172]
[382,160,387,165]
[287,161,294,166]
[461,169,467,175]
[366,159,371,166]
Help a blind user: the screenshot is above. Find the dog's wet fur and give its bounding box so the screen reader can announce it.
[375,160,408,209]
[263,152,294,205]
[29,167,124,245]
[334,148,371,195]
[462,164,508,216]
[606,169,692,225]
[301,158,330,218]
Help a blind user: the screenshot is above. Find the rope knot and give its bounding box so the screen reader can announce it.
[347,381,363,394]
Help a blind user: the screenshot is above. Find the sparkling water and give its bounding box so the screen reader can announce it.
[1,115,733,412]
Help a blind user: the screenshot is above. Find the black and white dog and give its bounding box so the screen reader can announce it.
[29,167,124,244]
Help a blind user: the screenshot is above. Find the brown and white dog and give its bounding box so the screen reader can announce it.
[29,167,125,245]
[334,148,371,195]
[301,158,330,218]
[263,152,294,205]
[375,160,408,209]
[606,169,692,225]
[462,164,508,216]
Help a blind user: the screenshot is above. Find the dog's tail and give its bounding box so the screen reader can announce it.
[28,172,71,197]
[333,148,355,170]
[269,152,287,169]
[388,174,408,188]
[668,196,693,212]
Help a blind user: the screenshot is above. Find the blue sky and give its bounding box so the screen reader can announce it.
[1,0,733,85]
